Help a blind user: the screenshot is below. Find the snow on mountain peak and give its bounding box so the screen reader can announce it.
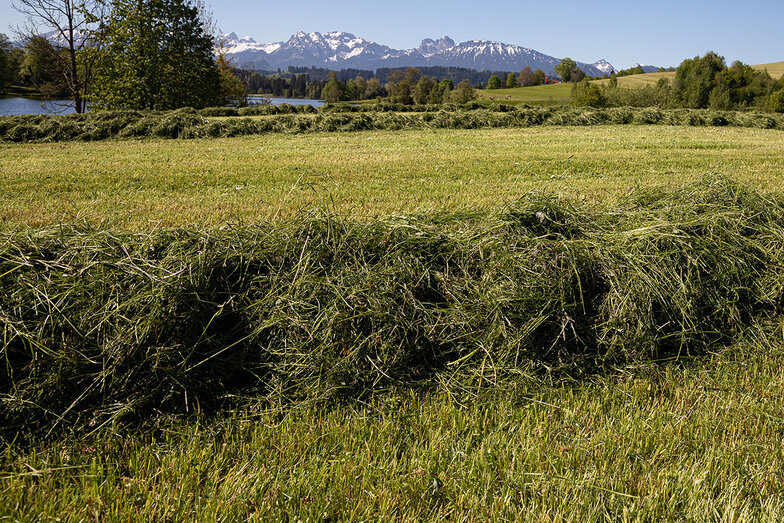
[222,30,623,78]
[592,59,615,74]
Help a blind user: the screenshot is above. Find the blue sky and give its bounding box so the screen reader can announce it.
[3,0,782,70]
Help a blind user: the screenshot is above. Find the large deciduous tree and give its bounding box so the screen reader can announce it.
[91,0,220,110]
[486,74,501,90]
[518,66,533,87]
[451,79,477,104]
[12,0,105,112]
[673,52,725,109]
[555,57,576,82]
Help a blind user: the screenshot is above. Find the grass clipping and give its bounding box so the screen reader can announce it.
[1,176,783,435]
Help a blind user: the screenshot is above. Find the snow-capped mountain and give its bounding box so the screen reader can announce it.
[592,59,615,75]
[221,31,616,77]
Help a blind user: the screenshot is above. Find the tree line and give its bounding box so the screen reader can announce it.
[570,52,784,113]
[233,66,479,105]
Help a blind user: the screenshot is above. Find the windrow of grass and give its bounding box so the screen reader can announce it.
[1,105,783,142]
[2,176,783,438]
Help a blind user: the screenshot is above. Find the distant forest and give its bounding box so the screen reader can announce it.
[237,65,536,99]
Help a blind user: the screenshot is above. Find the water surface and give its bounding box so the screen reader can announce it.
[0,96,323,116]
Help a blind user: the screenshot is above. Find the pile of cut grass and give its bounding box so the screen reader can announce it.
[1,176,783,437]
[1,106,782,143]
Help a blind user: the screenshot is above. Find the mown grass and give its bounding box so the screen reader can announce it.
[2,175,783,432]
[3,118,784,520]
[2,125,784,230]
[3,338,784,521]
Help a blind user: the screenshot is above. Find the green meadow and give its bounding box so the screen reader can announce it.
[2,125,783,229]
[477,83,573,104]
[3,118,784,521]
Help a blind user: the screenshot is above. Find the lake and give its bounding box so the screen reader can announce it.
[0,96,324,116]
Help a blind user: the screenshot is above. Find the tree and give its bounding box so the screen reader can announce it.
[531,69,546,86]
[19,35,66,96]
[486,74,501,89]
[770,89,784,113]
[12,0,105,112]
[0,34,15,89]
[91,0,220,110]
[555,57,577,82]
[518,66,533,87]
[215,43,247,107]
[354,76,367,99]
[321,71,343,103]
[412,76,435,104]
[344,79,358,100]
[364,77,385,99]
[451,79,477,103]
[386,67,420,104]
[505,72,518,88]
[673,52,725,109]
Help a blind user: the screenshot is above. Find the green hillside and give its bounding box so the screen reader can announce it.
[477,83,572,104]
[483,61,783,104]
[752,61,784,79]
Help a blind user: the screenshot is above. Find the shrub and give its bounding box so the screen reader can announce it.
[571,79,606,107]
[770,89,784,113]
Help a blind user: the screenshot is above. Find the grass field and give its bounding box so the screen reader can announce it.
[477,83,572,104]
[3,121,784,520]
[753,61,784,79]
[4,340,784,520]
[2,125,783,230]
[593,71,677,88]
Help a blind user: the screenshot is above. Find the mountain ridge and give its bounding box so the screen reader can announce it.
[221,31,619,77]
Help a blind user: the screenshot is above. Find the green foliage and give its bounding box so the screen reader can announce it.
[215,48,247,107]
[570,78,606,107]
[616,65,646,77]
[90,0,220,110]
[602,55,779,112]
[412,76,436,104]
[386,67,421,104]
[506,72,518,88]
[321,71,343,103]
[674,52,726,108]
[709,61,777,110]
[531,68,546,86]
[19,36,67,97]
[602,78,675,108]
[0,33,13,89]
[451,79,477,103]
[770,89,784,113]
[555,57,577,82]
[487,75,501,90]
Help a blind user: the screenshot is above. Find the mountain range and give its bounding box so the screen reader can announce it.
[221,31,621,77]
